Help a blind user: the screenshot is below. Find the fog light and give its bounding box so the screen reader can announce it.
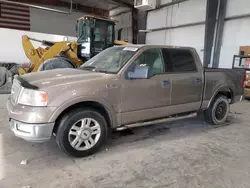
[16,123,32,133]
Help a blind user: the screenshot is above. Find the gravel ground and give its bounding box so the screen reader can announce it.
[0,94,250,188]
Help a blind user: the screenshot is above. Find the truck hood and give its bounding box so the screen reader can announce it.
[20,68,111,89]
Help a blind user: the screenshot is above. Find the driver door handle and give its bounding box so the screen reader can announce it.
[161,80,170,88]
[195,78,202,85]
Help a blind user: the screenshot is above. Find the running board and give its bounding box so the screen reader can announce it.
[116,112,197,131]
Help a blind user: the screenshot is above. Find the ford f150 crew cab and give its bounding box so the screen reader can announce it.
[7,45,245,157]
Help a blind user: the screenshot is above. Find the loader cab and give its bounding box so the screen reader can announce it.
[76,15,115,60]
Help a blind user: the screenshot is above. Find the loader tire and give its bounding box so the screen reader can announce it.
[0,67,7,87]
[38,57,76,71]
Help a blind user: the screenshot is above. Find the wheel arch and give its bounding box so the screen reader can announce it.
[50,99,117,134]
[207,86,234,108]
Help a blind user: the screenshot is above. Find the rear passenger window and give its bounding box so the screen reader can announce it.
[162,49,197,72]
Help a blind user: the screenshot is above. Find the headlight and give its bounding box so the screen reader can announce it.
[18,88,48,107]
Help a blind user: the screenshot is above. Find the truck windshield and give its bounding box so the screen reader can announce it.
[80,47,138,73]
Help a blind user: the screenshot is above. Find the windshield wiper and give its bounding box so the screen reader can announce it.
[80,66,100,72]
[80,66,113,73]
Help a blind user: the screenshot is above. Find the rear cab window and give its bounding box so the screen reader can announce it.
[161,48,197,73]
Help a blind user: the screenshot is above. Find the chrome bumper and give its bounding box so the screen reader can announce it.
[9,119,54,142]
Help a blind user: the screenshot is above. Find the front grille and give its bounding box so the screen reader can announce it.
[11,80,22,104]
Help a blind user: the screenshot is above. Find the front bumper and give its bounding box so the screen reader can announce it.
[9,119,54,142]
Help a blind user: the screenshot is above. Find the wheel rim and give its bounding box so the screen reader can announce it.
[215,101,227,121]
[68,118,101,151]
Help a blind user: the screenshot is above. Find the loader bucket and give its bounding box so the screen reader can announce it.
[0,67,12,94]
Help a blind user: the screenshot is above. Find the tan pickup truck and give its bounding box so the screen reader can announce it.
[7,45,245,157]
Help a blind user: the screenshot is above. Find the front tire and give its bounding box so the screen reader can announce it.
[204,95,230,125]
[56,108,108,157]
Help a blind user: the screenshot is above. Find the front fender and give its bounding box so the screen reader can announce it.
[48,96,118,128]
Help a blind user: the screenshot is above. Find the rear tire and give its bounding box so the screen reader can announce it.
[56,108,108,157]
[0,67,7,87]
[204,95,230,125]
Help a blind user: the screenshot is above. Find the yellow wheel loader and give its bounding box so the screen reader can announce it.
[0,15,130,93]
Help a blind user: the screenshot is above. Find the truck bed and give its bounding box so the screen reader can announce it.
[203,68,245,105]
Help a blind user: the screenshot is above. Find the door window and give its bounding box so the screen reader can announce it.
[133,48,164,77]
[162,49,197,72]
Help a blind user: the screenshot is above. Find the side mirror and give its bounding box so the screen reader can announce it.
[128,66,149,79]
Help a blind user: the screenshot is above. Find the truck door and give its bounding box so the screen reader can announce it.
[120,48,171,125]
[161,48,203,114]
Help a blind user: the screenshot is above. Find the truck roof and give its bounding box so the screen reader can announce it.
[116,44,196,51]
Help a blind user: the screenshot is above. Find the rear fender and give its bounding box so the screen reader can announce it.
[207,85,233,108]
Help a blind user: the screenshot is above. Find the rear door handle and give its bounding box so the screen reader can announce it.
[195,78,202,85]
[161,80,170,88]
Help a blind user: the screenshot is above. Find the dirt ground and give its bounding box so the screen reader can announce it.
[1,94,250,188]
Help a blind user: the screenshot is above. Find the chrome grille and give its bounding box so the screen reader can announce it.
[11,80,22,104]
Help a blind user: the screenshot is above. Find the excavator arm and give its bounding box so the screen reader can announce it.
[21,35,82,73]
[22,35,44,65]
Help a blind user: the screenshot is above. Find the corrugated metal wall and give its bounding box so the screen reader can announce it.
[110,7,133,43]
[146,0,250,68]
[219,0,250,68]
[30,6,84,36]
[146,0,206,61]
